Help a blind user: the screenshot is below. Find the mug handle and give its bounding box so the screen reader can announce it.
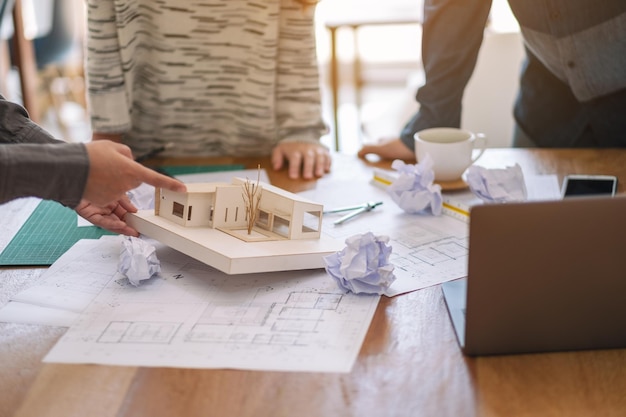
[471,133,487,163]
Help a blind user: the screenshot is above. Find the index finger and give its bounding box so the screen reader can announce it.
[134,163,187,193]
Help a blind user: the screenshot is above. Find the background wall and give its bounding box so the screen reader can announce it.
[461,30,525,148]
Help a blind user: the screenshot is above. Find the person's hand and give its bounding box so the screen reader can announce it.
[357,138,416,162]
[271,141,331,179]
[83,140,186,207]
[78,141,186,236]
[75,196,140,237]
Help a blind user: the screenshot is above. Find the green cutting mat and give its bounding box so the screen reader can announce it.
[0,200,115,266]
[159,164,245,176]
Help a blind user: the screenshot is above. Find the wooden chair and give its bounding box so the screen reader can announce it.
[0,0,40,122]
[322,6,421,150]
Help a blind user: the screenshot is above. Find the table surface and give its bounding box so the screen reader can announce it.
[2,149,626,417]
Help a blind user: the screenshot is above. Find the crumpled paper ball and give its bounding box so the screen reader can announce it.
[466,164,527,203]
[387,157,443,215]
[127,182,155,210]
[118,236,161,286]
[324,232,396,295]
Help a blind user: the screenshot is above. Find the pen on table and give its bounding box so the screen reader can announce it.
[134,142,175,163]
[323,201,383,225]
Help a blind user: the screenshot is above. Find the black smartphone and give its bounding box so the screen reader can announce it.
[561,175,618,198]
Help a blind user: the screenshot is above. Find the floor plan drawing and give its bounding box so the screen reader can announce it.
[184,290,343,346]
[44,242,380,373]
[98,321,180,344]
[95,288,347,349]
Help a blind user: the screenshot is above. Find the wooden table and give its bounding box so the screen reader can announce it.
[2,149,626,417]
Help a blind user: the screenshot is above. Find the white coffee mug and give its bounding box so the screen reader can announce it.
[414,128,487,182]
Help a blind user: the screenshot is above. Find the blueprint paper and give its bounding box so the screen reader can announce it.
[7,236,122,313]
[302,181,469,296]
[44,242,380,373]
[0,301,77,327]
[0,237,122,326]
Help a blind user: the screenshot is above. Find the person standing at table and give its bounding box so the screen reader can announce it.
[0,94,186,236]
[85,0,331,179]
[358,0,626,161]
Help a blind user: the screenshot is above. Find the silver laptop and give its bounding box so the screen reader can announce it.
[442,195,626,356]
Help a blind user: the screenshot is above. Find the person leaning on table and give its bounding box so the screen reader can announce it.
[358,0,626,161]
[86,0,331,180]
[0,94,186,236]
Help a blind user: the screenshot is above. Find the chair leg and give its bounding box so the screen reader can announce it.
[11,0,40,121]
[328,26,340,151]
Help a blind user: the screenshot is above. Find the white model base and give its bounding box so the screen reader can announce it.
[126,210,344,275]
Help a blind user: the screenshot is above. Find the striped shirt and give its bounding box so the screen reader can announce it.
[86,0,327,157]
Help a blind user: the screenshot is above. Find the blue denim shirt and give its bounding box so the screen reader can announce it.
[400,0,626,148]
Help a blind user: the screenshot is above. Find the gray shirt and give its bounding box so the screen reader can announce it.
[510,1,626,102]
[0,95,89,207]
[400,0,626,149]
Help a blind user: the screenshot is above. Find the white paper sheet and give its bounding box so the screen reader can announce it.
[44,242,379,373]
[0,236,122,325]
[0,301,77,327]
[8,236,122,312]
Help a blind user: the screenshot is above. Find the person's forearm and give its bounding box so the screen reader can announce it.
[399,0,492,149]
[0,143,88,207]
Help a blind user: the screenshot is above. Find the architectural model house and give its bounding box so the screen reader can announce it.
[126,177,343,275]
[155,178,323,242]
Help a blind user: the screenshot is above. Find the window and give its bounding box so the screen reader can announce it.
[302,210,321,233]
[257,210,270,229]
[172,202,184,218]
[272,216,290,237]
